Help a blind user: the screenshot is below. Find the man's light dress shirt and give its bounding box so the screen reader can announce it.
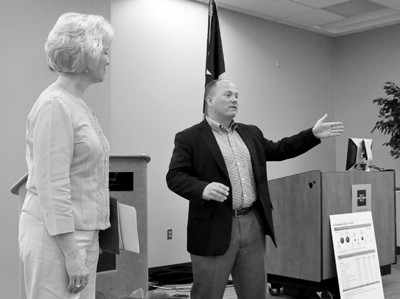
[206,116,256,209]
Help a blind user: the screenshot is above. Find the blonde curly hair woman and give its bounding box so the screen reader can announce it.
[19,12,114,299]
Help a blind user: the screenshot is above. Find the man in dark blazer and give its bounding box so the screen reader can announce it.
[166,79,344,299]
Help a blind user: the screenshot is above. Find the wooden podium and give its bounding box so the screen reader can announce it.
[266,170,396,296]
[10,154,150,299]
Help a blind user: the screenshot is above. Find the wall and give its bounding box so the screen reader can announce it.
[334,24,400,185]
[0,1,111,298]
[3,2,398,297]
[110,0,337,267]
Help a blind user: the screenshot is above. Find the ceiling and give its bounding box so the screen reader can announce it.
[192,0,400,37]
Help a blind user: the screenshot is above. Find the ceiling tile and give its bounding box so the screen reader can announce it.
[317,8,399,30]
[374,18,400,27]
[323,0,386,18]
[275,19,307,29]
[316,10,400,34]
[283,9,345,27]
[217,2,245,12]
[192,0,400,37]
[218,0,278,10]
[247,0,314,19]
[241,10,279,21]
[306,26,340,37]
[336,25,376,35]
[292,0,350,9]
[337,14,393,29]
[371,0,400,8]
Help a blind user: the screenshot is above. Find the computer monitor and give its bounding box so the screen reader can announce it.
[345,138,373,171]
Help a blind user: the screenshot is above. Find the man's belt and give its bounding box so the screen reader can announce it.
[233,207,251,218]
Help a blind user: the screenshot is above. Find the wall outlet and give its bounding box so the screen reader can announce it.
[167,229,172,240]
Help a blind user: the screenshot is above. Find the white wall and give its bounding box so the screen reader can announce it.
[110,0,338,267]
[334,24,400,185]
[3,2,400,298]
[0,1,111,298]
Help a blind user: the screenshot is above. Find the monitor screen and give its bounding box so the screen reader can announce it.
[345,138,373,171]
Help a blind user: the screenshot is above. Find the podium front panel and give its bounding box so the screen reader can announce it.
[11,154,150,299]
[266,170,322,282]
[321,171,396,279]
[96,154,149,296]
[266,170,395,284]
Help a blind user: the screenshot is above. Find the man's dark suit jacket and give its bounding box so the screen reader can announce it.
[166,119,321,257]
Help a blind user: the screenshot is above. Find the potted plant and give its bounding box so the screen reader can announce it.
[371,81,400,159]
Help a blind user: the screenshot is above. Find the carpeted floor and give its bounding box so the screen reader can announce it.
[159,261,400,298]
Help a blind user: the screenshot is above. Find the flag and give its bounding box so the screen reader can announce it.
[204,0,225,112]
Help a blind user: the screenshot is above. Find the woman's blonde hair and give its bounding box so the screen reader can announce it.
[45,12,114,73]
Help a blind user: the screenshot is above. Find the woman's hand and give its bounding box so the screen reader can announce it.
[55,232,89,294]
[65,253,89,293]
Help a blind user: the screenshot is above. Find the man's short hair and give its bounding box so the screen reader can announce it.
[203,79,231,114]
[45,12,114,73]
[204,79,230,99]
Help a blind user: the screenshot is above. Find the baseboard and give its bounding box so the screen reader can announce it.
[148,262,192,276]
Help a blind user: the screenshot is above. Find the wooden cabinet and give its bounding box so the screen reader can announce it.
[266,170,396,286]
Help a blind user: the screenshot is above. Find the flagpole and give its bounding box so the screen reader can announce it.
[205,0,213,81]
[204,0,225,114]
[204,0,213,116]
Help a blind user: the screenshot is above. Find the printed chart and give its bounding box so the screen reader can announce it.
[330,212,384,299]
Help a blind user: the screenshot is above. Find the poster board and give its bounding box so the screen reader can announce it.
[329,212,384,299]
